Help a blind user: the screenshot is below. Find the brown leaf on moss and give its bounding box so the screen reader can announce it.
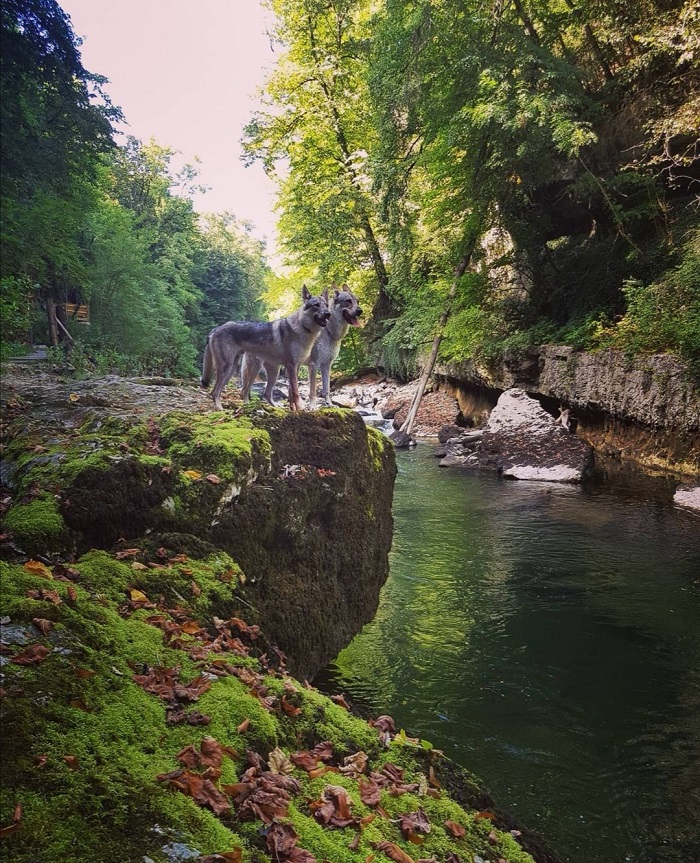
[174,675,212,702]
[191,581,202,597]
[311,741,334,761]
[32,618,53,636]
[268,747,294,775]
[281,694,302,717]
[474,810,496,821]
[236,718,250,734]
[228,617,260,640]
[358,777,381,807]
[372,842,416,863]
[371,764,420,796]
[330,693,351,710]
[290,750,320,772]
[311,784,355,829]
[11,644,50,665]
[169,554,189,563]
[66,584,77,602]
[63,755,79,770]
[230,772,299,824]
[26,588,61,605]
[181,620,204,635]
[444,820,466,838]
[340,750,368,777]
[266,823,317,862]
[206,474,222,484]
[427,765,441,789]
[399,808,431,842]
[157,768,231,816]
[23,560,53,579]
[69,699,92,712]
[0,801,21,838]
[201,736,238,768]
[115,548,140,559]
[74,667,97,679]
[369,714,397,745]
[35,755,48,768]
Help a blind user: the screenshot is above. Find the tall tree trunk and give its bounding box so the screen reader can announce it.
[562,0,614,81]
[399,248,476,436]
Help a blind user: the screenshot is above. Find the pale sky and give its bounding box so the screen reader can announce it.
[61,0,280,256]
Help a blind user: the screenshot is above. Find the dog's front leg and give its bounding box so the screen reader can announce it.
[308,361,318,406]
[286,363,302,411]
[321,363,333,407]
[263,362,280,406]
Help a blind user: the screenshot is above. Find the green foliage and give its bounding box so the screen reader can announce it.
[0,276,33,349]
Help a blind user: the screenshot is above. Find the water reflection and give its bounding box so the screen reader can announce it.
[318,446,700,863]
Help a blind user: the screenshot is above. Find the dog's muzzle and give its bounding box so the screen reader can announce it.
[342,307,363,327]
[315,311,331,327]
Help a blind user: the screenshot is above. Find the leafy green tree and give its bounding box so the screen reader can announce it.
[191,213,268,343]
[1,0,118,316]
[242,0,392,319]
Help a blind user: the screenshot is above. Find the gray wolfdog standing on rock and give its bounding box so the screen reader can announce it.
[201,285,330,411]
[241,285,362,408]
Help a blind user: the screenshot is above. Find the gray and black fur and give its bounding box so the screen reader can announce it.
[241,285,362,409]
[201,285,330,411]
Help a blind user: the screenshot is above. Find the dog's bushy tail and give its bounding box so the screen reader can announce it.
[200,339,213,388]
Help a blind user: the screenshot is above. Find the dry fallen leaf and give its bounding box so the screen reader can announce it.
[23,560,53,580]
[32,618,53,636]
[11,644,50,665]
[268,746,294,775]
[444,819,466,837]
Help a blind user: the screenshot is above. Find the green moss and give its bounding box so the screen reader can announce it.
[3,494,71,556]
[159,411,272,483]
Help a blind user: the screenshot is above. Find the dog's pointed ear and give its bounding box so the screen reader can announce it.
[341,283,350,291]
[322,287,329,303]
[333,289,341,299]
[302,284,311,301]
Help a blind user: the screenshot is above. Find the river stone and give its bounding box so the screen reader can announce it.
[673,485,700,512]
[477,388,593,482]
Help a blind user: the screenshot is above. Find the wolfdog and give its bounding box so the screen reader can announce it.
[201,285,330,411]
[241,285,362,408]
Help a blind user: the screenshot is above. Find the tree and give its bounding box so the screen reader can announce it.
[242,0,392,319]
[0,0,118,341]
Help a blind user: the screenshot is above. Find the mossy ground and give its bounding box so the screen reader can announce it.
[1,397,534,863]
[0,550,536,863]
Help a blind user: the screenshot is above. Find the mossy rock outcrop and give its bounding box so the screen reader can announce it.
[0,553,537,863]
[1,397,395,679]
[0,371,546,863]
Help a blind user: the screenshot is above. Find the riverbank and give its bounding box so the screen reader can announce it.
[0,364,547,863]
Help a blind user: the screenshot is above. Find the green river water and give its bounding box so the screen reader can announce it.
[317,444,700,863]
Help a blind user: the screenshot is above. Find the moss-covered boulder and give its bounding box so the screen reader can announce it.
[0,554,537,863]
[1,398,395,679]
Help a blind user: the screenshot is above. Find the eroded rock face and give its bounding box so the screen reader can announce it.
[209,410,397,679]
[439,348,700,475]
[440,389,593,481]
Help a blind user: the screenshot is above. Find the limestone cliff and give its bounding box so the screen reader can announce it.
[438,347,700,477]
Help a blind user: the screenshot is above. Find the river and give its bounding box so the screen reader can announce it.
[316,444,700,863]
